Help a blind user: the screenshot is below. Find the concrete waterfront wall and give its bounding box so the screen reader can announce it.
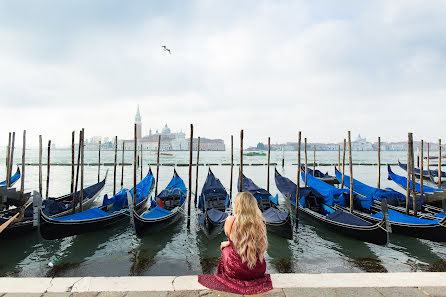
[1,272,446,294]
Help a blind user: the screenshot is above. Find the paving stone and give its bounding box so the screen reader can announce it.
[126,292,169,297]
[97,293,126,297]
[168,291,200,297]
[334,288,382,297]
[198,290,242,296]
[2,293,42,297]
[420,287,446,297]
[42,293,72,297]
[283,288,338,297]
[71,293,98,297]
[376,287,428,297]
[249,288,285,297]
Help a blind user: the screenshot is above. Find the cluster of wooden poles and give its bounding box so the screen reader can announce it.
[4,127,443,223]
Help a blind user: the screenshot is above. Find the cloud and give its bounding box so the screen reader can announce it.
[1,0,446,147]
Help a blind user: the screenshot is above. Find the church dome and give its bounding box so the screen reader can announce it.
[162,124,171,134]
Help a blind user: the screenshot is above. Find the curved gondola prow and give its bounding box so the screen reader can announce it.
[148,167,153,176]
[173,168,179,178]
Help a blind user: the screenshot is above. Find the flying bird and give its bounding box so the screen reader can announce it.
[162,45,171,54]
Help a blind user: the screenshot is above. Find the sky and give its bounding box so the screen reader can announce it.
[1,0,446,148]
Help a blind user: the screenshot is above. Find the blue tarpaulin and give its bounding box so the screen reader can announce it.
[0,167,20,186]
[370,208,440,225]
[238,174,279,205]
[198,169,228,210]
[142,206,172,219]
[301,172,350,206]
[262,207,288,223]
[388,165,441,193]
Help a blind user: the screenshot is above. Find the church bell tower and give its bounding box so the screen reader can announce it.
[135,105,142,140]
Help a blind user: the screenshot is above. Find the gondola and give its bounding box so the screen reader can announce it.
[238,173,293,239]
[131,169,186,238]
[275,169,389,245]
[0,167,21,187]
[333,168,446,242]
[300,165,339,185]
[387,165,446,206]
[39,170,153,240]
[0,172,107,238]
[198,168,230,239]
[398,160,432,179]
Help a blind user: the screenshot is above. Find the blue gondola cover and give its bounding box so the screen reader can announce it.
[325,209,372,226]
[302,172,350,206]
[207,208,229,225]
[198,170,228,210]
[262,207,288,223]
[0,167,20,186]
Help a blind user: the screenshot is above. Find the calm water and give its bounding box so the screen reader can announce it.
[1,148,445,277]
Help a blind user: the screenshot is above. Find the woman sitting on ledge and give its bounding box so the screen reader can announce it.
[198,192,272,295]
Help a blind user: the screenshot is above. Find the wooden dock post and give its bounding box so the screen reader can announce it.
[267,137,271,192]
[313,145,316,176]
[348,131,353,213]
[295,131,301,219]
[46,140,51,199]
[194,137,200,207]
[121,142,124,189]
[155,135,161,196]
[304,138,308,186]
[133,124,137,204]
[9,132,15,188]
[420,140,424,196]
[98,141,101,183]
[5,133,11,187]
[187,124,193,227]
[427,142,430,171]
[409,133,417,216]
[338,144,340,169]
[405,133,410,215]
[140,144,143,181]
[39,135,43,196]
[71,131,75,193]
[230,135,233,200]
[341,139,346,188]
[239,130,244,191]
[438,139,442,188]
[281,146,284,167]
[377,137,381,189]
[80,129,85,212]
[72,132,82,213]
[113,136,117,196]
[20,130,26,195]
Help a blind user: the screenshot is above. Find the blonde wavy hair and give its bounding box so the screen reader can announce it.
[231,192,268,269]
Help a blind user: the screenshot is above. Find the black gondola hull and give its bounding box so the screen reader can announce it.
[298,206,388,245]
[133,203,185,238]
[266,213,293,239]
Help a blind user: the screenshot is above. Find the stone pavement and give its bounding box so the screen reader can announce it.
[1,287,446,297]
[1,273,446,297]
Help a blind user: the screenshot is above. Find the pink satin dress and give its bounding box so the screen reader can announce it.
[198,220,272,295]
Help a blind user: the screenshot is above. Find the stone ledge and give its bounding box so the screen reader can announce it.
[0,273,446,294]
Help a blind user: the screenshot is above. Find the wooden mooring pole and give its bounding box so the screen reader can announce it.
[72,132,82,213]
[341,139,346,188]
[304,138,307,187]
[98,141,101,183]
[20,130,26,195]
[113,136,117,196]
[377,137,381,189]
[121,142,124,189]
[313,145,316,176]
[9,132,15,188]
[155,135,161,196]
[427,142,430,171]
[187,124,193,227]
[80,129,85,212]
[338,144,340,169]
[46,140,51,199]
[405,133,410,215]
[133,124,137,205]
[239,130,244,191]
[71,131,75,193]
[409,133,417,216]
[420,140,424,196]
[5,133,11,187]
[438,139,442,188]
[295,131,301,219]
[281,146,284,167]
[267,137,271,192]
[39,135,43,196]
[194,137,200,207]
[140,144,143,181]
[348,131,353,213]
[229,135,233,200]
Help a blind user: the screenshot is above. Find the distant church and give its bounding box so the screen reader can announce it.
[123,106,225,151]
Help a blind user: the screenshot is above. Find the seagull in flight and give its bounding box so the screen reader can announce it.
[162,45,171,54]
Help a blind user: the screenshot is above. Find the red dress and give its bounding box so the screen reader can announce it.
[198,224,272,295]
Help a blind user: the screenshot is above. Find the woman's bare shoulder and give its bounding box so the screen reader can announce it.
[224,216,236,237]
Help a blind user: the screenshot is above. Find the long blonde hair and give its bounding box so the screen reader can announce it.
[231,192,268,269]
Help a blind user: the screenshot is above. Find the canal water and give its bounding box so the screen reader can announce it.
[1,148,445,277]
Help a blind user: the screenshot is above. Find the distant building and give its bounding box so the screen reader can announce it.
[350,134,373,151]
